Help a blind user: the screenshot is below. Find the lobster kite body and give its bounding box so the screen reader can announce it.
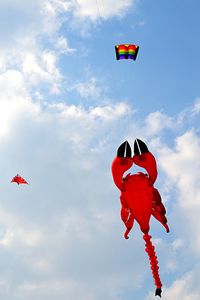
[111,139,169,297]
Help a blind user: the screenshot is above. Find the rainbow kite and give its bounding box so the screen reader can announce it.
[115,44,139,61]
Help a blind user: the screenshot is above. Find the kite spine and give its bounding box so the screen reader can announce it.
[143,233,162,297]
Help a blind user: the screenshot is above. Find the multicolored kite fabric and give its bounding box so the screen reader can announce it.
[115,44,139,61]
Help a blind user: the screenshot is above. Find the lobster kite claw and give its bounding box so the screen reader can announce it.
[134,138,149,155]
[117,140,132,157]
[112,141,133,191]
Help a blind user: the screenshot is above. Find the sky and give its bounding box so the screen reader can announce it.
[0,0,200,299]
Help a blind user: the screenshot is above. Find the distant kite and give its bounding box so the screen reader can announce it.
[11,174,28,185]
[115,44,139,61]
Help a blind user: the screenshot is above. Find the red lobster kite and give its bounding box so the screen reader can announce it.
[111,139,169,297]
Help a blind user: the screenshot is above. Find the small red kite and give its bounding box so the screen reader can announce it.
[11,174,28,185]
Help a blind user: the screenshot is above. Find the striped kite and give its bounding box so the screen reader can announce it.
[115,44,139,61]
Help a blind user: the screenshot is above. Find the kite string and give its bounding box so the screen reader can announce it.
[98,0,107,19]
[96,0,107,19]
[94,0,118,96]
[95,0,101,18]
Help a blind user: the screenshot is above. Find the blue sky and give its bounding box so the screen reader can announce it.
[0,1,200,299]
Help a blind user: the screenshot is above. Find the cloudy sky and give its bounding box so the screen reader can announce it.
[0,0,200,299]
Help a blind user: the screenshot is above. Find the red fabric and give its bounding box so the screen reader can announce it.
[111,151,169,294]
[111,152,169,235]
[144,234,162,290]
[11,174,28,185]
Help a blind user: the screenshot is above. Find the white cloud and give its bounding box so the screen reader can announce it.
[0,227,42,248]
[0,70,40,137]
[164,273,199,300]
[22,51,62,93]
[145,111,174,136]
[153,128,200,262]
[72,0,135,21]
[49,102,131,121]
[171,239,184,250]
[55,36,76,53]
[145,273,200,300]
[0,0,75,95]
[159,130,200,208]
[42,0,71,17]
[90,102,131,120]
[15,279,82,300]
[191,98,200,116]
[0,49,63,94]
[70,77,102,99]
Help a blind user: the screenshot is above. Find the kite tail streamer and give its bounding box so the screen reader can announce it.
[143,234,162,297]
